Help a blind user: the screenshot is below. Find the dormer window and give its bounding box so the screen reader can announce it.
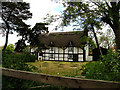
[68,41,73,47]
[68,41,73,52]
[68,47,73,52]
[51,42,53,44]
[49,42,54,47]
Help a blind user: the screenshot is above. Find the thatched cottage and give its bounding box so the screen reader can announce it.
[31,31,92,62]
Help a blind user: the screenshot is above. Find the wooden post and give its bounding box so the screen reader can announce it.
[83,47,86,62]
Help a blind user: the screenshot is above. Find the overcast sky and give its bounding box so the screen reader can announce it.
[23,0,64,28]
[0,1,110,46]
[0,0,64,46]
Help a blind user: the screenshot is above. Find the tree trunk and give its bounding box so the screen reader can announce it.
[3,29,9,51]
[91,24,103,55]
[114,27,120,58]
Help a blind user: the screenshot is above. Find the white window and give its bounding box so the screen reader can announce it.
[68,54,73,59]
[49,54,54,58]
[68,47,73,52]
[50,47,54,51]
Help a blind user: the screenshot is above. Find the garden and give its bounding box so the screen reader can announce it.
[1,1,120,89]
[1,44,120,89]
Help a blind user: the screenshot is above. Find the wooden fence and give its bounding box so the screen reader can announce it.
[1,68,120,89]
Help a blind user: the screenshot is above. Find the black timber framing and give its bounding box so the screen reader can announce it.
[42,59,86,62]
[58,48,59,61]
[49,47,50,60]
[41,47,85,62]
[63,49,65,61]
[68,47,69,61]
[83,47,86,62]
[54,47,55,60]
[43,53,83,55]
[72,47,74,61]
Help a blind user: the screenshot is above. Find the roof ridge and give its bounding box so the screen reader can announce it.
[49,31,83,35]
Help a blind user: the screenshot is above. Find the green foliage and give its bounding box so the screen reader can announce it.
[55,34,61,37]
[2,51,40,88]
[63,2,103,31]
[2,51,71,89]
[29,23,48,49]
[89,39,96,52]
[5,44,15,53]
[2,52,36,70]
[100,50,120,74]
[15,40,26,52]
[82,50,120,81]
[2,2,32,50]
[3,52,36,69]
[99,29,115,48]
[79,36,88,49]
[2,76,43,89]
[23,46,30,54]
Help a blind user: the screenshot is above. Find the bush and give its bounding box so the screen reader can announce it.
[23,46,30,54]
[2,51,40,89]
[2,51,37,70]
[24,54,37,62]
[2,76,44,89]
[2,52,36,68]
[5,44,15,53]
[82,50,120,81]
[2,51,69,89]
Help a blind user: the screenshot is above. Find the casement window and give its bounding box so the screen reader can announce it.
[68,41,73,52]
[50,47,54,51]
[68,54,73,59]
[49,54,54,58]
[68,47,73,52]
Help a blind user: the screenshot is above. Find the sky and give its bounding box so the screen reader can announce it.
[23,0,63,28]
[0,1,111,46]
[0,0,65,46]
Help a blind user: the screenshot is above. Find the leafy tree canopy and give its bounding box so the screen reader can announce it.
[62,1,119,50]
[29,23,48,50]
[1,2,32,50]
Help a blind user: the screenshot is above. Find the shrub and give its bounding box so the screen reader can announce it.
[2,51,40,88]
[2,51,69,89]
[82,50,120,81]
[5,44,15,53]
[2,51,37,70]
[23,46,30,54]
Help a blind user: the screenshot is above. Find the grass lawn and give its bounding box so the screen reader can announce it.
[0,64,2,67]
[27,61,87,77]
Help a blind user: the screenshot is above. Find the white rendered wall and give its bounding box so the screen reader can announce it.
[32,46,92,61]
[84,45,93,61]
[41,47,84,61]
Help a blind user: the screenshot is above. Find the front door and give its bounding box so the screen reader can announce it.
[73,54,78,62]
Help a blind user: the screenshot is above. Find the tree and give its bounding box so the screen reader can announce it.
[29,23,48,50]
[62,2,104,55]
[1,2,32,51]
[99,29,115,49]
[5,44,15,53]
[15,39,26,52]
[14,26,31,52]
[62,1,119,53]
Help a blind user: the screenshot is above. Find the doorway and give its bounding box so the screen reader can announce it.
[73,54,78,62]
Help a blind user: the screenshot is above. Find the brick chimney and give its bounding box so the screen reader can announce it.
[46,30,49,35]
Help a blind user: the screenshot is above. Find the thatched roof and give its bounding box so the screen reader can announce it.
[39,31,86,48]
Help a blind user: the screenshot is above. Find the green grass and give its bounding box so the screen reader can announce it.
[0,64,2,67]
[27,61,87,77]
